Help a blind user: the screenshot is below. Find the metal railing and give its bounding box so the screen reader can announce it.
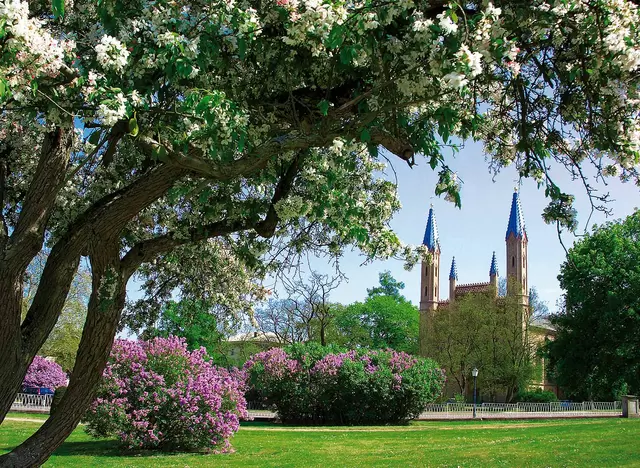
[11,393,53,412]
[417,401,622,419]
[9,393,622,420]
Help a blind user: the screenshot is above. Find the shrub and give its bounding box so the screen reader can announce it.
[84,336,249,452]
[244,343,445,425]
[22,356,67,390]
[516,388,559,403]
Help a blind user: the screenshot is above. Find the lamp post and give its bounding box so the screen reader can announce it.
[472,368,479,419]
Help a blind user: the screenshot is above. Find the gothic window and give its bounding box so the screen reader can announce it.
[512,256,515,267]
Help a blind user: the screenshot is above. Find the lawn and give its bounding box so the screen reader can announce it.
[1,417,639,467]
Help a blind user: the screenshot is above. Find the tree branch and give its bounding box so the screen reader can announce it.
[5,127,73,273]
[136,135,274,181]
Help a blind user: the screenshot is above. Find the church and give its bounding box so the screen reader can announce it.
[418,190,559,397]
[419,190,528,318]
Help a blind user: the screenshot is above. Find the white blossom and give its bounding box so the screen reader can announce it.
[95,35,130,73]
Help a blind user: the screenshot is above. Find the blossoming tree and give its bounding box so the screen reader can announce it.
[22,356,67,391]
[1,0,639,464]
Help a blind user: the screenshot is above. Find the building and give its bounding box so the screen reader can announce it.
[419,189,528,328]
[418,190,558,397]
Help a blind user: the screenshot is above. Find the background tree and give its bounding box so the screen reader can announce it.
[498,277,550,321]
[141,299,223,353]
[426,292,534,401]
[547,212,640,400]
[333,271,419,353]
[22,253,91,373]
[366,271,406,299]
[2,0,640,463]
[255,270,342,346]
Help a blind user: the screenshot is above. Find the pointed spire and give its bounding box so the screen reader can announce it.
[505,190,526,240]
[489,251,498,276]
[422,206,440,251]
[449,257,458,281]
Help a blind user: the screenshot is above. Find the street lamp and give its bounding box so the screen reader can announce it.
[472,368,479,419]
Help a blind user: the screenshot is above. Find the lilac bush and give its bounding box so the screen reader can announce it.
[244,343,445,425]
[84,336,248,452]
[22,356,67,390]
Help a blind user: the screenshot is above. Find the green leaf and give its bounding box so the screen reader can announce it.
[318,100,330,116]
[0,79,7,98]
[360,128,371,143]
[450,11,458,23]
[237,132,246,153]
[175,58,193,78]
[238,37,247,59]
[88,130,102,145]
[0,18,6,39]
[128,115,139,137]
[326,24,345,50]
[153,145,168,162]
[340,46,358,65]
[52,0,65,19]
[196,95,213,114]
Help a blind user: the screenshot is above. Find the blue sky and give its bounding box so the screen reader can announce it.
[125,140,638,317]
[302,140,639,312]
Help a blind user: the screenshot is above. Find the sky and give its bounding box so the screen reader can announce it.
[125,139,639,317]
[297,140,639,313]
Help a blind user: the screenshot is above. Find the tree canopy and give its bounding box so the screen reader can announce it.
[547,212,640,400]
[332,271,419,353]
[2,0,640,463]
[425,292,534,402]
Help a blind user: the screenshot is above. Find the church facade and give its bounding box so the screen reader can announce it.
[419,190,528,321]
[417,191,559,397]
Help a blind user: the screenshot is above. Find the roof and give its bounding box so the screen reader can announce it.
[506,190,526,240]
[449,257,458,281]
[227,331,280,343]
[455,282,491,294]
[530,317,556,332]
[489,251,498,276]
[422,206,440,251]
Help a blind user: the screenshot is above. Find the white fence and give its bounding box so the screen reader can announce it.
[10,393,53,413]
[10,394,622,420]
[416,401,622,419]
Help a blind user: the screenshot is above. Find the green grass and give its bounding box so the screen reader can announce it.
[2,417,639,467]
[6,411,50,420]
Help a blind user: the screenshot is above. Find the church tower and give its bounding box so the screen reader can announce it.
[420,206,441,312]
[489,251,498,296]
[419,206,440,356]
[505,190,529,306]
[449,257,457,303]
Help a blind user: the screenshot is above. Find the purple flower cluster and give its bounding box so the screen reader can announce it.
[243,348,300,378]
[85,337,249,453]
[244,344,446,425]
[22,356,67,390]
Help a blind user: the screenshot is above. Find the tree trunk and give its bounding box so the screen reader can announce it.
[0,164,186,424]
[0,243,127,468]
[0,248,81,423]
[0,128,74,422]
[0,271,28,421]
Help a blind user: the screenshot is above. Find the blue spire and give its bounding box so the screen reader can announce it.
[422,206,440,251]
[505,190,526,240]
[449,257,458,281]
[489,251,498,276]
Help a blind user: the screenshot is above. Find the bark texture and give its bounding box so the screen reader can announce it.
[0,242,128,468]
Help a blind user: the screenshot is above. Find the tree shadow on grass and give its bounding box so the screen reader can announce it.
[48,439,215,459]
